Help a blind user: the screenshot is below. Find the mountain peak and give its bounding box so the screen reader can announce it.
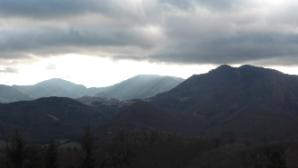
[239,64,257,69]
[239,64,283,75]
[238,64,268,72]
[37,78,74,85]
[35,78,87,89]
[217,64,233,69]
[209,64,283,76]
[131,74,183,81]
[208,64,235,75]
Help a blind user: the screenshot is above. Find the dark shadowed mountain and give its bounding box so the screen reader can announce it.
[108,100,180,131]
[95,75,184,100]
[13,78,89,99]
[0,97,104,141]
[0,85,32,103]
[151,65,298,139]
[77,96,123,106]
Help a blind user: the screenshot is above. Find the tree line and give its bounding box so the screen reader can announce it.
[0,128,291,168]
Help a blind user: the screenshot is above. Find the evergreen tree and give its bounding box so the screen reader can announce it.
[80,127,95,168]
[5,131,26,168]
[45,140,58,168]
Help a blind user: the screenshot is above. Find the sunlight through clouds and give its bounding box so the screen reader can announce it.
[0,54,215,87]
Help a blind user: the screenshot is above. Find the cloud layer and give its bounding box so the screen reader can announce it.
[0,0,298,65]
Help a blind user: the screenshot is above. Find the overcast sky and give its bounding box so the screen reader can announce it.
[0,0,298,87]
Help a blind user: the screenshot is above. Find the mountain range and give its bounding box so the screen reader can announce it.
[0,75,183,103]
[1,65,298,141]
[0,85,32,103]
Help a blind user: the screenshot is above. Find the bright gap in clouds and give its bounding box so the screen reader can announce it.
[2,55,298,87]
[0,54,215,87]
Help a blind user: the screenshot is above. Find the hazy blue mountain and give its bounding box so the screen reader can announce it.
[0,85,31,103]
[10,75,183,101]
[95,75,184,100]
[13,78,90,99]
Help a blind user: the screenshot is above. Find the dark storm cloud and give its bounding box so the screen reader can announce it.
[0,0,298,65]
[152,33,298,64]
[0,27,155,52]
[0,0,240,18]
[0,0,96,18]
[0,0,157,20]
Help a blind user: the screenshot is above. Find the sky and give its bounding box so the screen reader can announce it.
[1,0,298,87]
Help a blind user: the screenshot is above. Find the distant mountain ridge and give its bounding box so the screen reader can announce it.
[2,65,298,141]
[96,75,184,100]
[13,78,88,98]
[0,85,32,103]
[0,75,184,102]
